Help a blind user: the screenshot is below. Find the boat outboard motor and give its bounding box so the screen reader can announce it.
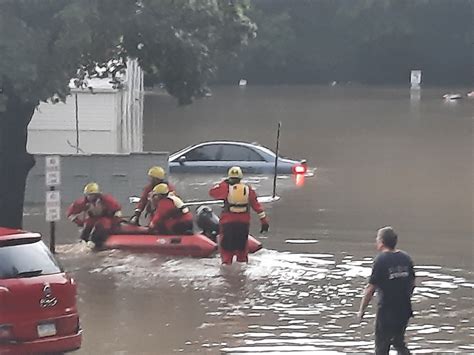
[196,205,220,242]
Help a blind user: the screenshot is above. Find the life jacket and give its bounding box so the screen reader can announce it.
[86,199,105,217]
[167,195,190,216]
[145,181,176,217]
[225,183,249,213]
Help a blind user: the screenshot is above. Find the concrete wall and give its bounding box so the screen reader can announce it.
[25,153,169,212]
[27,130,119,155]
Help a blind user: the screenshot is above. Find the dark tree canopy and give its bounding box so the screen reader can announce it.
[0,0,255,107]
[217,0,473,85]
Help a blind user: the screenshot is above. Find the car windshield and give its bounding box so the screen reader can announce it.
[0,241,62,279]
[170,145,193,160]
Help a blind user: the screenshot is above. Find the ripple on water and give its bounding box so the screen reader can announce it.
[279,325,309,330]
[221,345,341,354]
[421,281,458,289]
[62,245,472,353]
[415,265,443,270]
[285,239,319,244]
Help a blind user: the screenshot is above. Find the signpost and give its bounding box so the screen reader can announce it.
[45,156,61,253]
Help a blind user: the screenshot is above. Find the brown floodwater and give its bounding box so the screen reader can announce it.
[24,85,473,354]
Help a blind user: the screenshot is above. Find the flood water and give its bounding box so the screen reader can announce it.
[24,85,473,353]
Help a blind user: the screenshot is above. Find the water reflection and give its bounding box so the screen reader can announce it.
[293,173,305,187]
[56,245,473,354]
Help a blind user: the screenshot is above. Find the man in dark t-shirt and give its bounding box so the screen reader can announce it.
[358,226,415,355]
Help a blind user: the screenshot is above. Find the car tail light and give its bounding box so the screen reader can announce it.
[292,161,307,174]
[0,324,13,341]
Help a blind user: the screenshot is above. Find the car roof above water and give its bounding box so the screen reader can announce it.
[169,141,276,160]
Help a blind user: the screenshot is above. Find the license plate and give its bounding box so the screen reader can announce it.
[37,322,56,338]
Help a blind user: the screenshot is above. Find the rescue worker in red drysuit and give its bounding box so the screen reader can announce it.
[148,183,194,235]
[209,166,269,265]
[67,182,122,247]
[130,166,176,225]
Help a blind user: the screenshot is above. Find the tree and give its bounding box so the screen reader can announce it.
[216,0,295,84]
[215,0,473,85]
[0,0,254,228]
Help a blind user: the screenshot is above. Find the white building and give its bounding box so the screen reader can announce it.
[27,59,144,154]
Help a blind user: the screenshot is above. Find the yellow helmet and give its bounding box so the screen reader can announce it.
[148,166,165,180]
[228,166,243,179]
[84,182,100,194]
[152,183,169,195]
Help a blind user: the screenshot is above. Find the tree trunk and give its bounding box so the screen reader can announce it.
[0,94,36,229]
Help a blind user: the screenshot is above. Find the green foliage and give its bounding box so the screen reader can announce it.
[0,0,254,107]
[216,0,473,85]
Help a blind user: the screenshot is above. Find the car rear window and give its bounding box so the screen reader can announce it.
[0,241,62,279]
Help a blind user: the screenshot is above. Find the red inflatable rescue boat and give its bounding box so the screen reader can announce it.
[247,235,262,253]
[104,233,218,258]
[103,224,262,258]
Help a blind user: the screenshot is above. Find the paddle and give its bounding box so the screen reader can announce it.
[128,195,280,207]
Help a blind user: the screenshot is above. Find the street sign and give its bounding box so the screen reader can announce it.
[45,155,61,187]
[46,155,61,170]
[46,171,61,186]
[45,190,61,222]
[46,207,61,222]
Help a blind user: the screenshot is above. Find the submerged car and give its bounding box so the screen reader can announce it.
[169,141,307,174]
[0,228,82,354]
